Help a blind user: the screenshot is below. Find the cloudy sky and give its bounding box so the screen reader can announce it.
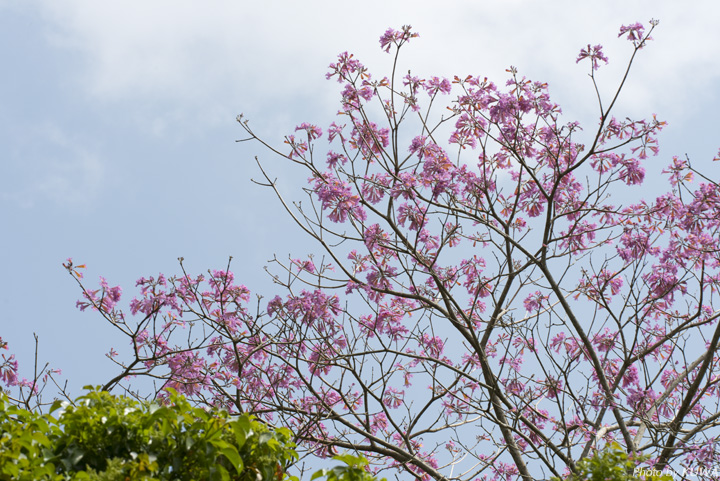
[2,0,719,398]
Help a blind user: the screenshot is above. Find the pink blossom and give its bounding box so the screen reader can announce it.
[417,229,440,252]
[591,328,618,353]
[622,364,639,388]
[365,266,397,301]
[409,136,429,157]
[361,177,386,204]
[662,156,692,186]
[523,291,548,312]
[389,172,417,200]
[292,258,316,274]
[644,262,683,302]
[363,224,390,251]
[327,122,345,142]
[0,353,19,387]
[326,151,348,168]
[379,25,418,53]
[627,387,659,416]
[359,302,409,341]
[419,333,445,358]
[313,172,367,223]
[499,355,523,372]
[549,333,581,357]
[618,22,645,42]
[383,386,405,408]
[559,221,597,252]
[370,412,388,434]
[419,144,457,197]
[397,203,426,231]
[424,76,452,96]
[341,83,374,111]
[543,376,563,397]
[403,73,423,91]
[512,337,535,353]
[576,44,609,71]
[504,378,525,396]
[284,134,308,159]
[351,121,389,158]
[617,227,656,262]
[459,256,491,298]
[326,52,365,82]
[618,157,645,185]
[295,122,323,140]
[448,130,478,150]
[308,344,334,376]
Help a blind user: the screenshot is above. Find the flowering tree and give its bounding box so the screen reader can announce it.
[60,22,720,480]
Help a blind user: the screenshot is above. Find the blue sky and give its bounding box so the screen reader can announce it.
[2,0,719,398]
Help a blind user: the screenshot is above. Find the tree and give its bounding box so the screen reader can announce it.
[0,388,299,480]
[551,443,673,481]
[60,22,720,480]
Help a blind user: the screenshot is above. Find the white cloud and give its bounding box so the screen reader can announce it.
[38,1,345,102]
[34,1,720,113]
[1,124,104,208]
[22,0,720,151]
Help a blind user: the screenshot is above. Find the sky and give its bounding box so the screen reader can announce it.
[2,0,719,400]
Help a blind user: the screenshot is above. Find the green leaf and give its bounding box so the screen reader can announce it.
[0,389,300,481]
[219,446,244,473]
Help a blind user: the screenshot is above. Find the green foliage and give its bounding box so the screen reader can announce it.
[554,443,674,481]
[311,454,384,481]
[0,395,61,480]
[0,388,299,480]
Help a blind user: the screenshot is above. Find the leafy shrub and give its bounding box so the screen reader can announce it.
[555,443,674,481]
[0,388,298,480]
[0,394,60,480]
